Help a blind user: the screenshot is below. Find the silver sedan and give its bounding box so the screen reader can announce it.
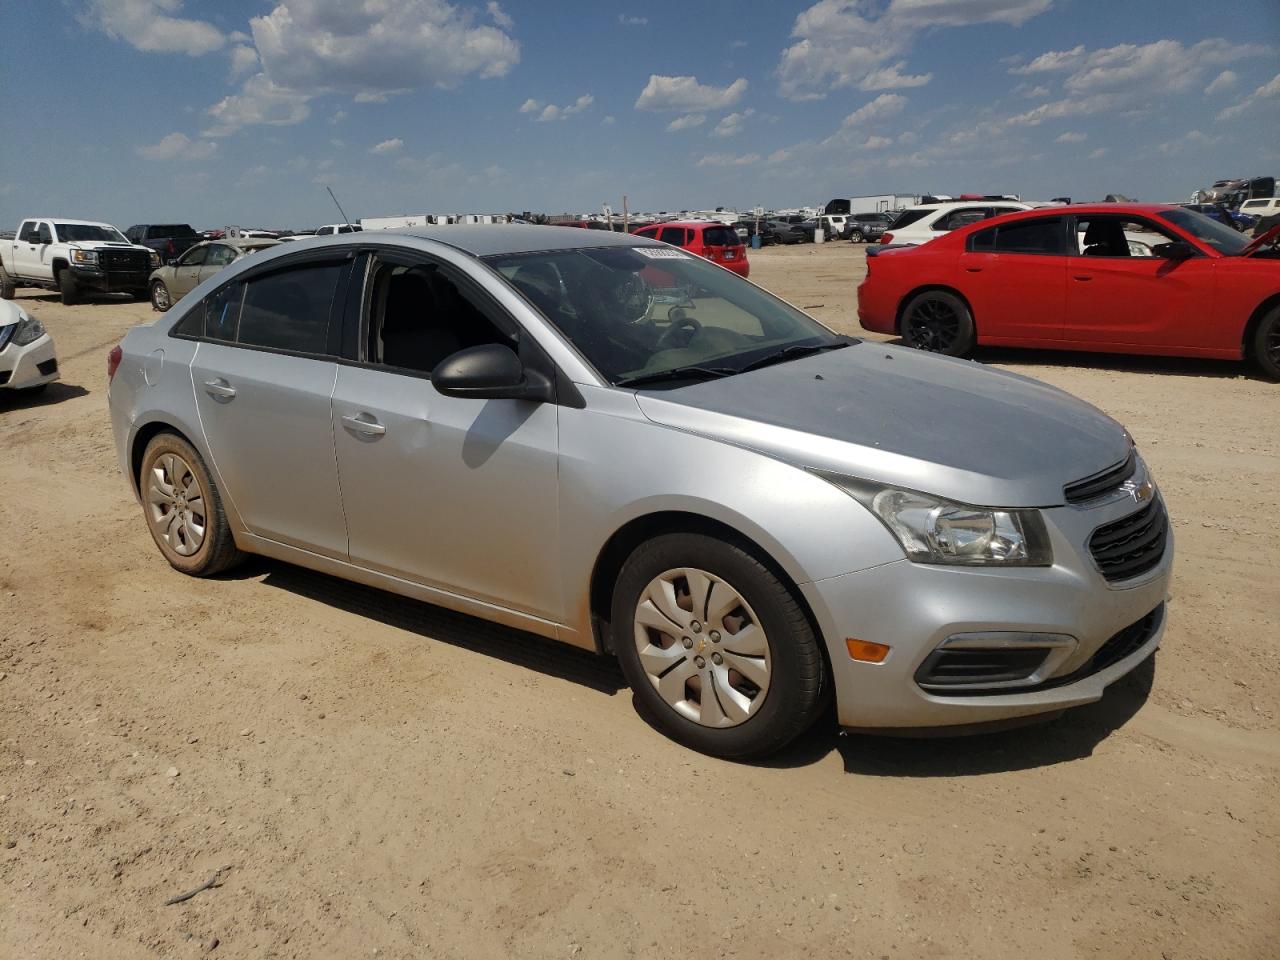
[106,226,1172,758]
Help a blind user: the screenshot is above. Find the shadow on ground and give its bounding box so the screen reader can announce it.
[0,382,90,410]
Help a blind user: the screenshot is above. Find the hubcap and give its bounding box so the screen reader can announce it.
[145,452,206,557]
[905,297,960,352]
[632,567,771,728]
[153,284,169,310]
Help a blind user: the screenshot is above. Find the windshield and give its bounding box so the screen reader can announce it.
[483,246,843,385]
[55,223,127,243]
[147,224,197,238]
[1158,208,1250,256]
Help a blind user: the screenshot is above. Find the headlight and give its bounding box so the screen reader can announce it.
[12,313,47,346]
[71,249,98,265]
[149,250,161,268]
[814,472,1052,566]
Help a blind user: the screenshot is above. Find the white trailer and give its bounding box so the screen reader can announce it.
[359,214,456,230]
[827,194,919,214]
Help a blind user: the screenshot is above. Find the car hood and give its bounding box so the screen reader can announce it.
[0,300,23,327]
[70,241,149,252]
[1243,224,1280,256]
[633,343,1130,507]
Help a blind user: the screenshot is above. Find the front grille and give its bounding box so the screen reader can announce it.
[1089,496,1168,582]
[915,647,1049,687]
[97,249,151,271]
[1064,451,1136,503]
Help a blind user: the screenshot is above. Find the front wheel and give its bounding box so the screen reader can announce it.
[58,271,80,306]
[1252,305,1280,381]
[900,289,976,357]
[139,433,244,576]
[849,230,864,243]
[151,281,172,312]
[611,533,827,759]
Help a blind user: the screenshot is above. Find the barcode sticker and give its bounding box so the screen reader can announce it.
[636,247,688,259]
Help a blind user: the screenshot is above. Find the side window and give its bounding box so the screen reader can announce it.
[1075,217,1176,258]
[970,226,996,252]
[937,208,988,231]
[37,223,53,244]
[316,226,333,236]
[659,227,687,246]
[635,227,657,239]
[366,259,514,375]
[991,217,1065,255]
[203,282,244,341]
[207,245,238,267]
[179,246,209,267]
[17,221,37,243]
[238,262,344,354]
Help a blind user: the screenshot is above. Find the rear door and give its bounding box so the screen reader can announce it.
[12,221,44,277]
[184,255,353,557]
[957,215,1068,342]
[1065,214,1217,349]
[329,251,562,620]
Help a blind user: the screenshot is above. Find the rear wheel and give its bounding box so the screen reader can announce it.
[139,433,244,577]
[151,281,172,312]
[0,265,15,299]
[901,289,975,357]
[57,270,80,306]
[849,230,864,243]
[1252,305,1280,381]
[611,532,826,759]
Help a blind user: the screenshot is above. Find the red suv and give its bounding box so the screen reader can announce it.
[633,221,750,277]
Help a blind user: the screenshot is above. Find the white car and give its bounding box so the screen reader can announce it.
[1239,197,1280,219]
[0,300,58,394]
[881,200,1032,248]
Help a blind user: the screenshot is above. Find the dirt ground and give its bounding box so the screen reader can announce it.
[2,241,1277,960]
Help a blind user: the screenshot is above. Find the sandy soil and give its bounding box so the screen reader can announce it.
[2,242,1277,959]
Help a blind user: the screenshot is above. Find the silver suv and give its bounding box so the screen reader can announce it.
[107,226,1173,758]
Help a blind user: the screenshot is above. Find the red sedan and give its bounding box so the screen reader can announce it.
[857,203,1280,379]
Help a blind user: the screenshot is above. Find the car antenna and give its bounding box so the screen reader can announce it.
[326,186,353,227]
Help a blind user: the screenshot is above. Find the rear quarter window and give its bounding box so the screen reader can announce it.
[237,263,344,354]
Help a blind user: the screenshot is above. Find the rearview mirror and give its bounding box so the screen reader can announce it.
[1152,240,1195,260]
[431,343,553,402]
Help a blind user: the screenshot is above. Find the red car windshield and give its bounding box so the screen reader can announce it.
[1158,208,1250,256]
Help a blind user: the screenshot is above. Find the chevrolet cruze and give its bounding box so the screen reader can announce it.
[107,226,1173,758]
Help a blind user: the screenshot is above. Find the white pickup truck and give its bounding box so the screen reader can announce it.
[0,218,158,305]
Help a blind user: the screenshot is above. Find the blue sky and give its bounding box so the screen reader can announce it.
[1,0,1277,229]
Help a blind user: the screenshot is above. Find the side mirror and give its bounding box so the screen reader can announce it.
[1153,240,1195,260]
[431,343,553,402]
[167,258,178,267]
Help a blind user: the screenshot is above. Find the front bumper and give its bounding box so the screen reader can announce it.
[70,264,151,293]
[0,332,59,390]
[802,493,1174,729]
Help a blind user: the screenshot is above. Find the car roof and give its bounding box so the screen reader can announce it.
[23,217,118,227]
[905,200,1031,214]
[213,237,281,249]
[640,220,732,230]
[928,203,1192,244]
[289,224,666,258]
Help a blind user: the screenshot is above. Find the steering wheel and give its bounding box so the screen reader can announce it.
[656,310,702,350]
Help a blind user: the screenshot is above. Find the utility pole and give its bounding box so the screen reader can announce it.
[623,195,629,233]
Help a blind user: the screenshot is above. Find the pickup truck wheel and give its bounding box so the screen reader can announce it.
[57,270,80,306]
[0,265,15,299]
[150,281,172,312]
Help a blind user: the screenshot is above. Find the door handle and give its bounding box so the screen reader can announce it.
[341,413,386,437]
[202,378,237,399]
[1072,275,1093,282]
[964,266,983,273]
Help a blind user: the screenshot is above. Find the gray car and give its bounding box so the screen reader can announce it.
[148,237,280,313]
[106,226,1173,758]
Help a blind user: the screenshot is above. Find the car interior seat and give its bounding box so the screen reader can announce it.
[1082,221,1128,257]
[379,269,462,373]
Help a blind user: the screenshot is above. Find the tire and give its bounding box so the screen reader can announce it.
[0,265,15,300]
[1252,305,1280,381]
[610,532,827,759]
[150,281,171,312]
[900,289,976,357]
[138,432,244,577]
[57,270,80,306]
[850,230,864,243]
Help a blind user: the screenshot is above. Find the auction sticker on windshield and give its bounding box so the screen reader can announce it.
[636,247,689,259]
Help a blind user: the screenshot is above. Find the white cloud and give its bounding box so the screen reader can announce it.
[618,14,648,26]
[695,153,760,168]
[330,110,347,124]
[81,0,225,56]
[859,60,932,90]
[1018,83,1050,98]
[1087,147,1108,159]
[137,132,218,161]
[666,114,707,132]
[1010,38,1267,96]
[1158,129,1217,155]
[860,135,892,149]
[778,0,1050,99]
[842,93,907,127]
[1009,44,1085,74]
[486,1,513,30]
[1004,93,1117,126]
[525,94,593,122]
[229,43,259,78]
[1217,72,1280,120]
[1054,130,1087,143]
[602,115,616,125]
[1204,70,1237,96]
[370,138,404,154]
[249,0,520,101]
[712,109,755,137]
[203,72,311,136]
[635,75,748,111]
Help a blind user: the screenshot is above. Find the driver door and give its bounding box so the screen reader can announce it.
[172,245,208,296]
[330,252,562,622]
[198,243,239,287]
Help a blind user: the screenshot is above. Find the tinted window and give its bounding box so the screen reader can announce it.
[205,282,244,340]
[37,223,53,244]
[702,227,738,247]
[17,221,38,242]
[889,208,930,230]
[179,246,209,267]
[991,217,1065,254]
[659,227,688,246]
[936,208,989,231]
[236,263,342,354]
[970,227,996,252]
[147,225,197,238]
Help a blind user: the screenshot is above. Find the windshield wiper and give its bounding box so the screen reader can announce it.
[736,339,852,374]
[615,364,738,388]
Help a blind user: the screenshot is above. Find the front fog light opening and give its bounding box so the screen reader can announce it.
[915,632,1077,692]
